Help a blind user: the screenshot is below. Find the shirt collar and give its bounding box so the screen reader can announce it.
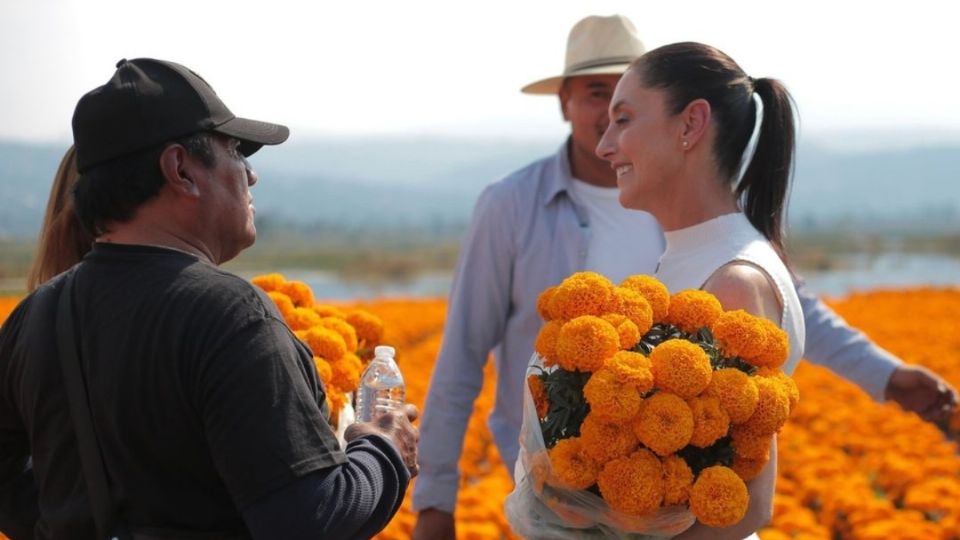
[541,137,577,207]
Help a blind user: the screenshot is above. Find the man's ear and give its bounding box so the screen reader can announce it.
[679,98,712,150]
[558,88,570,122]
[159,144,202,198]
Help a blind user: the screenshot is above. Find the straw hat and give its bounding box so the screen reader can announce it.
[521,14,646,95]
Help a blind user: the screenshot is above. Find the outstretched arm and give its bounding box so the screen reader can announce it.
[798,285,957,422]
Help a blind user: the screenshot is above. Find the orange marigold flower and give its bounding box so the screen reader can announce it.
[267,291,295,317]
[555,316,620,372]
[602,313,641,350]
[757,530,791,540]
[688,395,731,448]
[329,352,363,392]
[327,389,347,417]
[620,275,671,322]
[302,326,347,361]
[689,466,749,527]
[664,290,723,333]
[319,316,359,352]
[602,312,626,326]
[608,287,654,335]
[752,317,789,369]
[548,272,614,320]
[605,351,654,392]
[712,309,768,361]
[744,376,791,435]
[252,273,286,292]
[534,320,563,366]
[731,454,768,482]
[579,411,640,463]
[903,478,960,514]
[280,280,315,308]
[528,374,550,418]
[730,423,773,460]
[313,304,347,319]
[286,307,322,332]
[584,368,643,423]
[702,368,759,424]
[758,368,799,413]
[313,356,333,385]
[536,285,559,321]
[632,392,694,456]
[662,454,694,506]
[650,339,713,398]
[597,448,664,516]
[346,310,384,346]
[548,437,599,490]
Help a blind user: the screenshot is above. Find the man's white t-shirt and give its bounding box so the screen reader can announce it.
[568,178,665,283]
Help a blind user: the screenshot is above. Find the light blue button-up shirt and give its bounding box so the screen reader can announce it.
[412,141,901,513]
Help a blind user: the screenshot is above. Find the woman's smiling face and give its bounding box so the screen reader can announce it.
[595,69,685,212]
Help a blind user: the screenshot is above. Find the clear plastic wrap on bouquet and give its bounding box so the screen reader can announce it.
[504,354,696,540]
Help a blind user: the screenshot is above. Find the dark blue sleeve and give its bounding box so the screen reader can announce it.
[241,434,410,540]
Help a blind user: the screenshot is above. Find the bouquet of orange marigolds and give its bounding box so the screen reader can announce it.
[251,273,385,433]
[504,272,799,539]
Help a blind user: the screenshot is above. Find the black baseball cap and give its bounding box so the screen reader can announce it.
[72,58,290,173]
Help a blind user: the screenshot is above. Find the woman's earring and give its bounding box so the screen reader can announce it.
[682,140,689,149]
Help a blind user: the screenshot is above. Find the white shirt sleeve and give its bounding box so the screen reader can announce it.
[412,182,516,513]
[798,284,901,401]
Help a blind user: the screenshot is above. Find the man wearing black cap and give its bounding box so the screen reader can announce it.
[0,58,417,539]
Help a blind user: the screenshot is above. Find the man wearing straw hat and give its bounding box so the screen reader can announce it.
[413,14,957,539]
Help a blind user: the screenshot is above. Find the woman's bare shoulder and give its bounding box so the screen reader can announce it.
[702,262,782,322]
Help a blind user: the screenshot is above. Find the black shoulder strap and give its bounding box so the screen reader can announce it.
[56,271,125,539]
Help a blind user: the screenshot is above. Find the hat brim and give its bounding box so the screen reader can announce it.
[520,63,634,95]
[214,116,290,157]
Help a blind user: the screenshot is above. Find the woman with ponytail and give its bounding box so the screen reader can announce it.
[596,42,803,540]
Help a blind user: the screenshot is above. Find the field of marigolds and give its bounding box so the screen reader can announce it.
[1,285,960,539]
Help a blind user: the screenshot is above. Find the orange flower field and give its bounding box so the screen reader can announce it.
[1,286,959,539]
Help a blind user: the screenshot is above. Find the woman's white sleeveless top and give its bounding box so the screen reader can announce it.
[654,212,804,375]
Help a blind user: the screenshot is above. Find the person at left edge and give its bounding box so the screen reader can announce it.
[0,58,418,540]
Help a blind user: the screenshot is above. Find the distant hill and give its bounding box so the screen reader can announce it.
[0,142,68,237]
[1,136,957,238]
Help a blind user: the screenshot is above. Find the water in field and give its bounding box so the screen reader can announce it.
[801,253,960,298]
[271,253,960,301]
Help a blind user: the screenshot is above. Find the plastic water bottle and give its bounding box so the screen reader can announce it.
[355,345,406,422]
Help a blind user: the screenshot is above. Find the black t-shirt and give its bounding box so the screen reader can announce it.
[0,244,346,537]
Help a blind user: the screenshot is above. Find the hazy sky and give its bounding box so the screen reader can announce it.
[2,0,958,144]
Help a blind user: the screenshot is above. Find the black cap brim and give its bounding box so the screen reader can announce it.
[213,117,290,157]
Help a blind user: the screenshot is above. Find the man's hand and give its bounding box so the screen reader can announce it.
[885,365,958,424]
[345,404,420,477]
[412,508,456,540]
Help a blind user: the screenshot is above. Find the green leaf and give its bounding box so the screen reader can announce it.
[540,368,592,448]
[679,435,735,476]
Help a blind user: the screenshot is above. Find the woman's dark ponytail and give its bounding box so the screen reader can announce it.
[736,77,796,255]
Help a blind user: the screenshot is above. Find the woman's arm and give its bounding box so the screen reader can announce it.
[672,439,776,540]
[672,262,783,539]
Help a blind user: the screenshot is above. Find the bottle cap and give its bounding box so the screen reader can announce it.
[374,345,396,358]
